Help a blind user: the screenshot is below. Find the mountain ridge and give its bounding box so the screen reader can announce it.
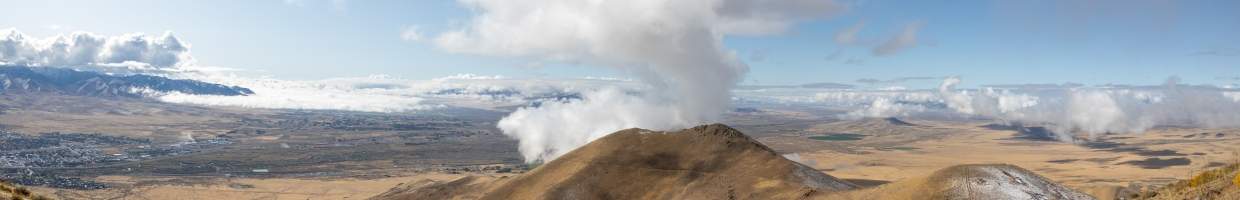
[0,65,252,97]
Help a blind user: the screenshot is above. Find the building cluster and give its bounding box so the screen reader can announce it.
[0,130,232,190]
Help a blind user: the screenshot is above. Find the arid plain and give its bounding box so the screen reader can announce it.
[5,96,1236,199]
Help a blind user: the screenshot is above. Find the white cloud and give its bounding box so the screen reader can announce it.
[750,76,1240,142]
[1225,92,1240,102]
[0,28,194,70]
[938,76,973,114]
[156,72,641,113]
[282,0,348,11]
[157,75,434,113]
[400,26,424,42]
[283,0,306,6]
[930,77,1240,141]
[498,89,692,162]
[843,97,925,119]
[436,0,841,163]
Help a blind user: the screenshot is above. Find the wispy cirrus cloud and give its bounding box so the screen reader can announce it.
[872,21,923,56]
[855,76,938,85]
[834,21,864,45]
[1192,47,1240,57]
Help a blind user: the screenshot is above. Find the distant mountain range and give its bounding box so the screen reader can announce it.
[0,66,253,97]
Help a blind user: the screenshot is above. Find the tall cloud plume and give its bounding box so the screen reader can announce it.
[0,28,193,71]
[436,0,841,163]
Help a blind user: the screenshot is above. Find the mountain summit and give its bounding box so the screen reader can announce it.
[372,124,856,200]
[371,124,1094,200]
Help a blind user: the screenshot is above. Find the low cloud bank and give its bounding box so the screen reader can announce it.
[156,73,639,113]
[824,77,1240,142]
[1,29,646,113]
[939,77,1240,141]
[157,75,434,112]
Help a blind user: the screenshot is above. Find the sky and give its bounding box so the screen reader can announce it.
[2,0,1238,88]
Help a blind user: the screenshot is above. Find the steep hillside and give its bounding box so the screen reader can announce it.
[372,124,856,200]
[0,180,49,200]
[1134,163,1239,199]
[372,124,1095,200]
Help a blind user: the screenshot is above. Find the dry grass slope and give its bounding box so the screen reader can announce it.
[371,124,858,200]
[0,180,51,200]
[1135,163,1240,199]
[371,124,1096,200]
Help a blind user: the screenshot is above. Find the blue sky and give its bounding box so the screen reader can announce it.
[3,0,1237,88]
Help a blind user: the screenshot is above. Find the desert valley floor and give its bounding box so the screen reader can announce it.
[2,95,1237,199]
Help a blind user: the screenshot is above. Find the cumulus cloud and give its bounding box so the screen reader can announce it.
[933,77,1240,141]
[937,76,974,114]
[787,76,1240,142]
[0,28,194,70]
[872,22,922,56]
[843,97,926,119]
[436,0,841,163]
[498,89,694,161]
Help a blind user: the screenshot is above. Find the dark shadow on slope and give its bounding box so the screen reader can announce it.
[881,117,917,126]
[842,178,891,188]
[982,123,1059,141]
[1119,157,1191,169]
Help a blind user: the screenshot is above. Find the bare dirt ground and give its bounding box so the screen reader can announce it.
[22,117,1240,199]
[30,172,474,200]
[6,96,1237,199]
